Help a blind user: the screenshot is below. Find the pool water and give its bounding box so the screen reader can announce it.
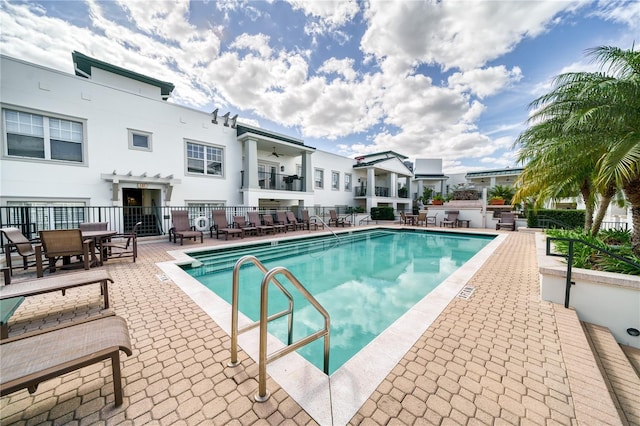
[183,229,492,374]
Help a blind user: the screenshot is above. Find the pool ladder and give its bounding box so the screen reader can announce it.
[228,255,331,402]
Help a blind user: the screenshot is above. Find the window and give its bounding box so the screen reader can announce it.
[314,168,324,189]
[345,173,352,191]
[129,129,152,151]
[186,141,223,176]
[332,171,340,190]
[6,201,86,230]
[4,109,84,163]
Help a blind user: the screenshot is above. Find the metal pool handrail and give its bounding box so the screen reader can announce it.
[256,266,330,402]
[310,214,340,241]
[227,255,331,403]
[228,256,295,367]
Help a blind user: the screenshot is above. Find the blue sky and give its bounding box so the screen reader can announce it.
[1,1,638,173]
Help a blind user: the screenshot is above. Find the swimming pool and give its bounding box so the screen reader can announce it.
[161,226,504,425]
[181,229,493,374]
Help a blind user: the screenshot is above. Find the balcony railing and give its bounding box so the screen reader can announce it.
[354,186,407,198]
[241,171,305,192]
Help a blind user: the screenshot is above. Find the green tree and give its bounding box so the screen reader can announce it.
[514,45,640,254]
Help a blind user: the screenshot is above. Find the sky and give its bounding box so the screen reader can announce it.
[1,1,638,174]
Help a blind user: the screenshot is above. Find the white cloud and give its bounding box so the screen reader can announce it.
[448,66,523,99]
[361,0,584,71]
[287,0,359,30]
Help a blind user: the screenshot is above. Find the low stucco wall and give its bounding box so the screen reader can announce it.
[536,232,640,348]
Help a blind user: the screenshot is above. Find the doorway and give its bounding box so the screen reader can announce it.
[122,188,162,235]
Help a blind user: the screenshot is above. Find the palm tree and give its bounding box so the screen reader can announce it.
[514,45,640,254]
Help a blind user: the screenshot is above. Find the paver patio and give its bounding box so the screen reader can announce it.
[0,229,632,424]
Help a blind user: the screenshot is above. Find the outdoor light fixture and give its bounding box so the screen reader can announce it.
[211,108,218,124]
[627,328,640,337]
[280,166,285,172]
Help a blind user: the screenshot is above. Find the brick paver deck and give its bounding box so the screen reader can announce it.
[0,230,625,424]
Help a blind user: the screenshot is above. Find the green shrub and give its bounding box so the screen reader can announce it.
[528,209,585,229]
[546,229,640,275]
[371,207,395,220]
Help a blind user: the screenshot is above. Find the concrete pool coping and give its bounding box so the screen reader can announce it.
[158,227,507,425]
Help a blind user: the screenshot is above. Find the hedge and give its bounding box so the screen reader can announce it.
[371,207,395,220]
[526,209,585,229]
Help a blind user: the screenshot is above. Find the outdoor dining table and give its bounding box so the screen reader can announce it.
[81,229,117,265]
[404,214,418,225]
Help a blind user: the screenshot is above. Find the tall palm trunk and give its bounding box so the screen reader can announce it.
[591,182,617,236]
[579,179,594,233]
[623,176,640,256]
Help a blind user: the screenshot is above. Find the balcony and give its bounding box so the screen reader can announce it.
[241,172,305,192]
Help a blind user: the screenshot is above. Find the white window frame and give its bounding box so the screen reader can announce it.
[345,173,352,191]
[314,168,324,189]
[331,171,340,191]
[128,128,152,151]
[185,140,224,177]
[3,107,86,164]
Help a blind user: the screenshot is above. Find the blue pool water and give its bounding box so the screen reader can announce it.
[182,229,492,374]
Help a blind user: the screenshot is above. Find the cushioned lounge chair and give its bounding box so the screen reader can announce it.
[263,214,286,233]
[286,211,304,230]
[233,216,257,236]
[36,229,94,277]
[101,222,141,262]
[301,210,323,230]
[247,211,274,235]
[0,312,132,406]
[211,210,243,240]
[276,211,296,232]
[1,227,41,282]
[170,210,203,245]
[329,209,351,227]
[440,211,459,228]
[496,212,516,231]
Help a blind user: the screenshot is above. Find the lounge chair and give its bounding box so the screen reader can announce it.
[0,313,132,406]
[496,212,516,231]
[415,211,427,226]
[233,216,257,236]
[418,209,437,227]
[170,210,203,245]
[101,222,141,262]
[0,269,114,309]
[211,210,243,240]
[301,210,323,230]
[276,211,296,232]
[440,211,459,228]
[36,229,94,277]
[286,211,304,230]
[1,227,41,281]
[263,214,286,233]
[329,210,351,227]
[247,211,274,235]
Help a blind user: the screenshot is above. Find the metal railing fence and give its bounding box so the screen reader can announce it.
[0,205,356,252]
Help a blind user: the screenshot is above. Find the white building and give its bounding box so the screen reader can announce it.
[0,53,419,234]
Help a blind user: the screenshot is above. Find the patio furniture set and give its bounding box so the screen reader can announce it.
[0,222,137,407]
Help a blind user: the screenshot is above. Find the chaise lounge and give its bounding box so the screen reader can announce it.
[0,312,132,406]
[169,210,203,245]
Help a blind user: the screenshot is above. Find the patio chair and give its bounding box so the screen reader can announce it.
[329,210,351,227]
[301,210,323,230]
[170,210,203,245]
[79,222,109,232]
[263,214,286,233]
[276,211,296,232]
[418,209,438,227]
[101,222,141,262]
[415,211,427,226]
[1,227,41,280]
[286,211,304,230]
[210,210,243,240]
[496,212,516,231]
[0,312,132,406]
[233,216,257,237]
[440,210,459,228]
[247,211,274,235]
[35,229,94,277]
[400,211,408,224]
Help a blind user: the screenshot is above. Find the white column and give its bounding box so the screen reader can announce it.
[367,168,375,198]
[243,138,259,189]
[390,173,397,197]
[302,151,313,192]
